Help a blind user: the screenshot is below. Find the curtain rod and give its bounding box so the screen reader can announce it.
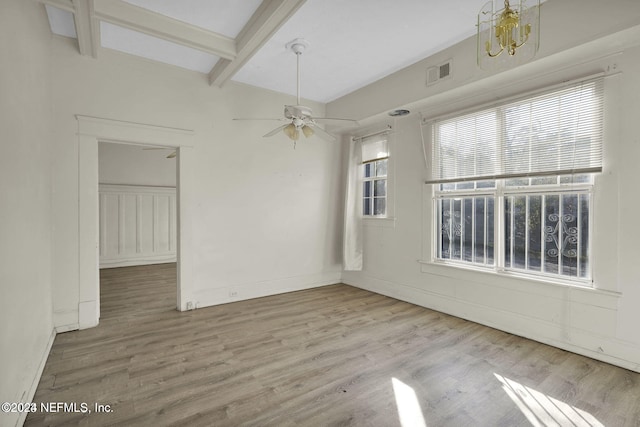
[352,125,392,142]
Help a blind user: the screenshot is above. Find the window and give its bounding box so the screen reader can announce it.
[363,159,388,216]
[362,135,389,217]
[428,77,603,283]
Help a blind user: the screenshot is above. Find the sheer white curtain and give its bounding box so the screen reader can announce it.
[343,138,363,271]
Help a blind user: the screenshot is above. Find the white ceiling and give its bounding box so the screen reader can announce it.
[44,0,490,103]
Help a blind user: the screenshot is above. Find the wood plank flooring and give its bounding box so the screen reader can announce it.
[26,263,640,426]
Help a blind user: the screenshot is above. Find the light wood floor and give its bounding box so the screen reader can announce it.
[26,263,640,426]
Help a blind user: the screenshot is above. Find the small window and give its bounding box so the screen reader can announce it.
[363,158,388,216]
[361,135,389,217]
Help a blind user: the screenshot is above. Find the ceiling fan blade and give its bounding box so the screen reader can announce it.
[263,124,289,138]
[308,123,336,142]
[238,40,342,145]
[233,118,287,121]
[311,117,359,124]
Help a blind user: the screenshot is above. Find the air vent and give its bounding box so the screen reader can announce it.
[439,62,450,79]
[426,60,452,86]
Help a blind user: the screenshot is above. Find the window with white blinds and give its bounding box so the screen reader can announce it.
[427,76,605,284]
[427,77,604,184]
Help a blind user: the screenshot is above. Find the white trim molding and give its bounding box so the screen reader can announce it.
[76,115,195,329]
[16,329,56,427]
[76,115,194,146]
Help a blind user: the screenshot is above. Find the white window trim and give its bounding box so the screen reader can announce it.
[361,131,396,226]
[421,181,598,291]
[362,157,389,218]
[430,177,595,286]
[417,258,617,298]
[420,75,606,288]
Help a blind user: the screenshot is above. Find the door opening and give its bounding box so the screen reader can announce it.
[97,142,179,318]
[76,115,193,329]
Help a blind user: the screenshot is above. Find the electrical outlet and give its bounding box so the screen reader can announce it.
[186,301,193,310]
[229,291,238,298]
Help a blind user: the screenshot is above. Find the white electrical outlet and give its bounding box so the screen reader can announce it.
[229,291,238,298]
[186,301,193,310]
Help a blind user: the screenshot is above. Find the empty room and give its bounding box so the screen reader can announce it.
[2,0,640,426]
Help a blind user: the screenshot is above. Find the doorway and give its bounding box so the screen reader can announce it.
[76,115,194,329]
[98,141,178,318]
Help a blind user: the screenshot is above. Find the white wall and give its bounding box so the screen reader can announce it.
[333,0,640,371]
[0,2,55,426]
[50,35,344,329]
[99,142,176,187]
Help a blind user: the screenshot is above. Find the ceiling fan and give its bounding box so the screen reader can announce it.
[234,38,358,145]
[142,147,177,158]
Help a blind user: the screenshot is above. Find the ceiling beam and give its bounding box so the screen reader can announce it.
[208,0,307,87]
[92,0,236,60]
[72,0,99,58]
[40,0,74,13]
[41,0,99,57]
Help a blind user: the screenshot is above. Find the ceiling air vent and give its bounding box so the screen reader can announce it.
[426,60,452,86]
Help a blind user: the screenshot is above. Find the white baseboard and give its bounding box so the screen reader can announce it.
[100,255,176,269]
[344,274,640,373]
[53,309,79,332]
[78,301,98,330]
[187,271,342,311]
[16,328,55,427]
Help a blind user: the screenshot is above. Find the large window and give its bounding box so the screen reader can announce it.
[362,135,389,217]
[428,77,603,284]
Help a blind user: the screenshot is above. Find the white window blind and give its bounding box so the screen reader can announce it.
[361,135,389,163]
[427,77,604,184]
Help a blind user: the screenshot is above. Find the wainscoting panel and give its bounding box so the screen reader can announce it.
[99,184,176,268]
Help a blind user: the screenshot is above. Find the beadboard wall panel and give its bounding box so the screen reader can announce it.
[99,184,176,268]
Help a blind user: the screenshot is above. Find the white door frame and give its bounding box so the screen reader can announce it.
[76,115,194,329]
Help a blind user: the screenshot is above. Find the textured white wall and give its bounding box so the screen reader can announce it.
[0,2,54,426]
[332,0,640,371]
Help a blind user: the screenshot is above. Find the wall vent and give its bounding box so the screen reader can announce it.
[426,60,452,86]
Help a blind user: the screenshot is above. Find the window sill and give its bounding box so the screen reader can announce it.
[363,217,396,228]
[417,259,620,306]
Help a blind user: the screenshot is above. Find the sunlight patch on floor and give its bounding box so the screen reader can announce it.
[392,377,427,427]
[494,373,604,427]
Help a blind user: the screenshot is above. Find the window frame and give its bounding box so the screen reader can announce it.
[432,176,594,286]
[357,130,395,225]
[425,76,604,288]
[362,158,388,218]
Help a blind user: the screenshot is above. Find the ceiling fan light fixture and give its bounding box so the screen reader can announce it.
[302,125,314,138]
[283,123,299,141]
[234,37,355,145]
